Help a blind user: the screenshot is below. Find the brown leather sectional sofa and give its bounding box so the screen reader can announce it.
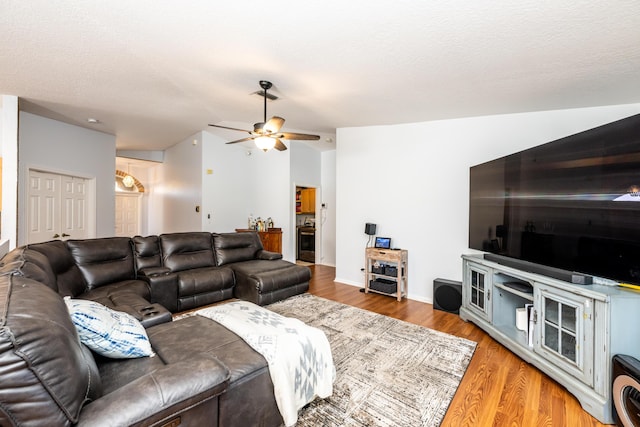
[0,231,311,426]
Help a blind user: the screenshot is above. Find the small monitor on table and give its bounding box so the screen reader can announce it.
[374,237,391,249]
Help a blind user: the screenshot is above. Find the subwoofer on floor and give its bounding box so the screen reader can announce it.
[612,354,640,427]
[433,278,462,314]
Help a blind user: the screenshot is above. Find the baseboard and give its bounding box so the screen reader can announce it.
[333,277,431,304]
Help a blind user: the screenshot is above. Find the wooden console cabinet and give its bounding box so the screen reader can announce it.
[460,254,640,424]
[235,228,282,254]
[365,247,408,301]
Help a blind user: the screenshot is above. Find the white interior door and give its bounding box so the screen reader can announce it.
[115,193,141,237]
[27,170,90,244]
[28,170,59,243]
[61,175,88,240]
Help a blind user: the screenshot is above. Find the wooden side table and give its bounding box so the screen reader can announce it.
[365,247,408,301]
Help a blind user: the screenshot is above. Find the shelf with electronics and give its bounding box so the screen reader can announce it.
[364,247,408,301]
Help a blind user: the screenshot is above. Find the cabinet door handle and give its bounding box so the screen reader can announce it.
[62,233,70,237]
[53,234,60,238]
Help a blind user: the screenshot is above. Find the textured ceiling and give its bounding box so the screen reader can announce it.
[1,1,639,152]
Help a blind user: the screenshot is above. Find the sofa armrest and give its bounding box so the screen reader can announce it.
[141,272,179,312]
[77,356,229,427]
[257,250,283,260]
[137,266,172,277]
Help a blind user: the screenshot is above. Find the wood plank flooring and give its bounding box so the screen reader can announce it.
[307,264,607,427]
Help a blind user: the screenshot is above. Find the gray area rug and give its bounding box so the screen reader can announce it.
[266,293,477,427]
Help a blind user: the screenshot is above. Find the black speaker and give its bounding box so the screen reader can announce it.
[365,223,377,235]
[433,278,462,314]
[612,354,640,426]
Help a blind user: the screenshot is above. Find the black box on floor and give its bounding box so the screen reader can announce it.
[370,279,397,294]
[433,278,462,314]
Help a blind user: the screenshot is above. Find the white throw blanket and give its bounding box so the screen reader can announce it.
[196,301,335,426]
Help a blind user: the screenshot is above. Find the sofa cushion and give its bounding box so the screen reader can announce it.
[230,260,311,305]
[0,246,57,290]
[132,235,163,272]
[66,237,136,290]
[175,266,236,311]
[146,314,283,426]
[213,232,263,266]
[160,232,216,271]
[0,275,98,426]
[27,240,88,296]
[78,279,151,305]
[65,298,154,359]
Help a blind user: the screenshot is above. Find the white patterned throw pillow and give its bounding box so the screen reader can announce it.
[64,297,154,358]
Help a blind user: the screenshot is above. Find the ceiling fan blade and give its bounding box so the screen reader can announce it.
[209,124,252,134]
[226,136,256,144]
[279,132,320,141]
[264,116,285,134]
[274,139,288,151]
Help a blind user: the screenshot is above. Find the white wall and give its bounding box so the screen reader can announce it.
[146,162,165,235]
[336,103,640,303]
[200,131,251,233]
[321,150,336,266]
[1,95,18,248]
[18,112,116,244]
[159,133,203,233]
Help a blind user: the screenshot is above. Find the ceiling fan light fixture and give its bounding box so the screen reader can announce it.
[255,136,276,152]
[208,80,319,153]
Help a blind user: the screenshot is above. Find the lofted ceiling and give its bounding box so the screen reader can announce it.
[1,1,640,152]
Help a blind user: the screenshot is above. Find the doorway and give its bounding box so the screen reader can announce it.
[295,186,317,264]
[115,193,142,237]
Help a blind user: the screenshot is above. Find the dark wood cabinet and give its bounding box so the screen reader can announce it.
[235,228,282,254]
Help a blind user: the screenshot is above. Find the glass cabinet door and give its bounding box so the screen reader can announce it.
[465,263,492,322]
[536,286,593,386]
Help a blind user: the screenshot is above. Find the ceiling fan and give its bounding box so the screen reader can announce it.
[209,80,320,152]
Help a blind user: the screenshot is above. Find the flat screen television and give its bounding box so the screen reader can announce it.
[469,113,640,284]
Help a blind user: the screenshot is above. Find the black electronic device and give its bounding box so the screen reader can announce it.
[433,278,462,314]
[469,113,640,285]
[374,237,391,249]
[365,223,377,236]
[612,354,640,426]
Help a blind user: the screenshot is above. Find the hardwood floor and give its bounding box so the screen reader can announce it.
[307,264,607,427]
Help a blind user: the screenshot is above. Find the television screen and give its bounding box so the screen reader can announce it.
[469,113,640,284]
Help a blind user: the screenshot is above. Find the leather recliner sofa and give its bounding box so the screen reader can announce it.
[0,231,311,426]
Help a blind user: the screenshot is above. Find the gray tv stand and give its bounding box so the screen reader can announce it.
[460,254,640,424]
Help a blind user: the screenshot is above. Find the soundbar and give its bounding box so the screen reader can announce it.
[483,253,593,285]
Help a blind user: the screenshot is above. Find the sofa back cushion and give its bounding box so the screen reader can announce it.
[132,235,163,272]
[66,237,135,290]
[0,274,100,426]
[160,232,215,272]
[27,240,87,296]
[213,232,263,266]
[0,246,57,290]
